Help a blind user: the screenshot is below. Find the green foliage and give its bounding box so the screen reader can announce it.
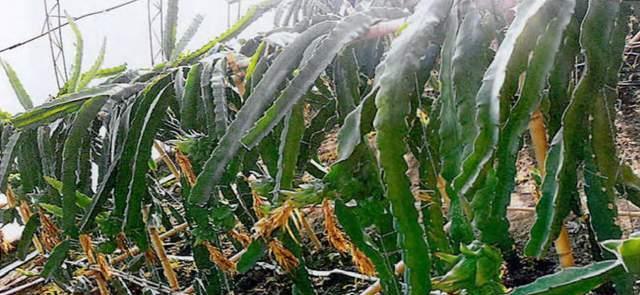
[511,260,623,295]
[174,0,281,66]
[16,213,40,260]
[40,240,71,279]
[163,0,179,61]
[488,0,575,251]
[0,132,20,191]
[526,0,630,259]
[0,59,33,110]
[372,1,452,293]
[94,64,127,78]
[176,134,218,173]
[274,101,305,200]
[77,38,106,90]
[4,0,640,293]
[0,108,11,121]
[212,59,229,137]
[515,234,640,294]
[181,63,203,130]
[432,242,506,295]
[525,131,571,257]
[602,233,640,275]
[118,75,172,248]
[237,239,267,273]
[61,95,109,237]
[65,13,84,93]
[187,21,335,205]
[12,84,144,129]
[172,14,205,61]
[335,199,401,294]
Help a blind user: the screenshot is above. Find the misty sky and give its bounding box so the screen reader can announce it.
[0,0,270,114]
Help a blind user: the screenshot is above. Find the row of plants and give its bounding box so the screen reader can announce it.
[1,0,640,294]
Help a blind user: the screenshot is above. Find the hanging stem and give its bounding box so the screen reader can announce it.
[528,109,575,267]
[6,188,44,254]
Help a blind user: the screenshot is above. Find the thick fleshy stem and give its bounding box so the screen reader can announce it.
[528,109,575,267]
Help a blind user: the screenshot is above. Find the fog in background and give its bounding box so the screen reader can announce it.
[0,0,271,114]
